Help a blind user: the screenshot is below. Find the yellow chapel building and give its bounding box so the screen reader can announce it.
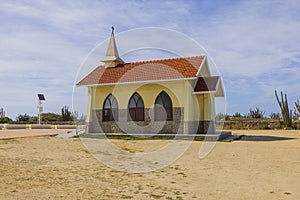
[77,28,224,134]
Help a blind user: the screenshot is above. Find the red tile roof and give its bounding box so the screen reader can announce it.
[194,76,220,92]
[77,56,205,86]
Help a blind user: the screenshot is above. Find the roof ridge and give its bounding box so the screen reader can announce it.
[125,55,205,65]
[97,55,205,69]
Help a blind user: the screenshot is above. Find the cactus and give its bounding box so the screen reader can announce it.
[275,90,293,128]
[295,100,300,117]
[61,106,72,121]
[0,108,5,117]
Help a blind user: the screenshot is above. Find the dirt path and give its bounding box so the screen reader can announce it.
[0,129,75,139]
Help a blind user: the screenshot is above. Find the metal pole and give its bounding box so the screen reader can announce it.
[38,100,42,125]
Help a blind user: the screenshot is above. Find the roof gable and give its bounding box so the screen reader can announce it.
[193,76,224,97]
[194,76,219,92]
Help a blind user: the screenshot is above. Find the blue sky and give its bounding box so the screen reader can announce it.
[0,0,300,119]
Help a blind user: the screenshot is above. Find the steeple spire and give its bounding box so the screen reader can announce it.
[101,26,124,68]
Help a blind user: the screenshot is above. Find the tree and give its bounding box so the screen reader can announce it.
[248,107,265,119]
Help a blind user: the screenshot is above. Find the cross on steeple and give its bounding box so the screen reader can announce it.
[101,26,124,68]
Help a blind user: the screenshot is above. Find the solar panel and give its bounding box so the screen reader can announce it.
[38,94,45,101]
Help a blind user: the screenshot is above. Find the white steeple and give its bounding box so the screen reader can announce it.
[101,26,124,68]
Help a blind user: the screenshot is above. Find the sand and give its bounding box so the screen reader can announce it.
[0,130,299,199]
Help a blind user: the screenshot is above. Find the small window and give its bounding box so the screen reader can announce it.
[128,92,144,121]
[155,91,173,121]
[103,94,118,121]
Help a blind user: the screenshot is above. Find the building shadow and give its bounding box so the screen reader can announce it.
[237,135,296,142]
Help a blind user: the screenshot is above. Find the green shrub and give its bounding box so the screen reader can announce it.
[248,107,265,119]
[270,112,280,120]
[232,112,243,118]
[15,113,30,122]
[0,116,13,124]
[41,113,61,122]
[215,113,230,121]
[28,116,38,123]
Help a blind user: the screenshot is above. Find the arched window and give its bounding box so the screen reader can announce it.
[103,94,118,121]
[155,91,173,121]
[128,92,144,121]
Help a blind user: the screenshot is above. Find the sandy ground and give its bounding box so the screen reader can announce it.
[0,130,299,199]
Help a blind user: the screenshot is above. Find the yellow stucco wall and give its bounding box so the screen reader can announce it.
[92,81,185,109]
[86,80,215,123]
[194,93,215,121]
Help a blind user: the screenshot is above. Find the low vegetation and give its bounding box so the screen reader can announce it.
[216,90,300,130]
[0,106,85,125]
[1,92,300,130]
[270,112,280,120]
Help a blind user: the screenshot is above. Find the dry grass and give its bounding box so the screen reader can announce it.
[0,130,300,199]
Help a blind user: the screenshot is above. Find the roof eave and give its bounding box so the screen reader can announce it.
[196,56,209,77]
[76,77,197,87]
[193,91,216,94]
[215,79,225,97]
